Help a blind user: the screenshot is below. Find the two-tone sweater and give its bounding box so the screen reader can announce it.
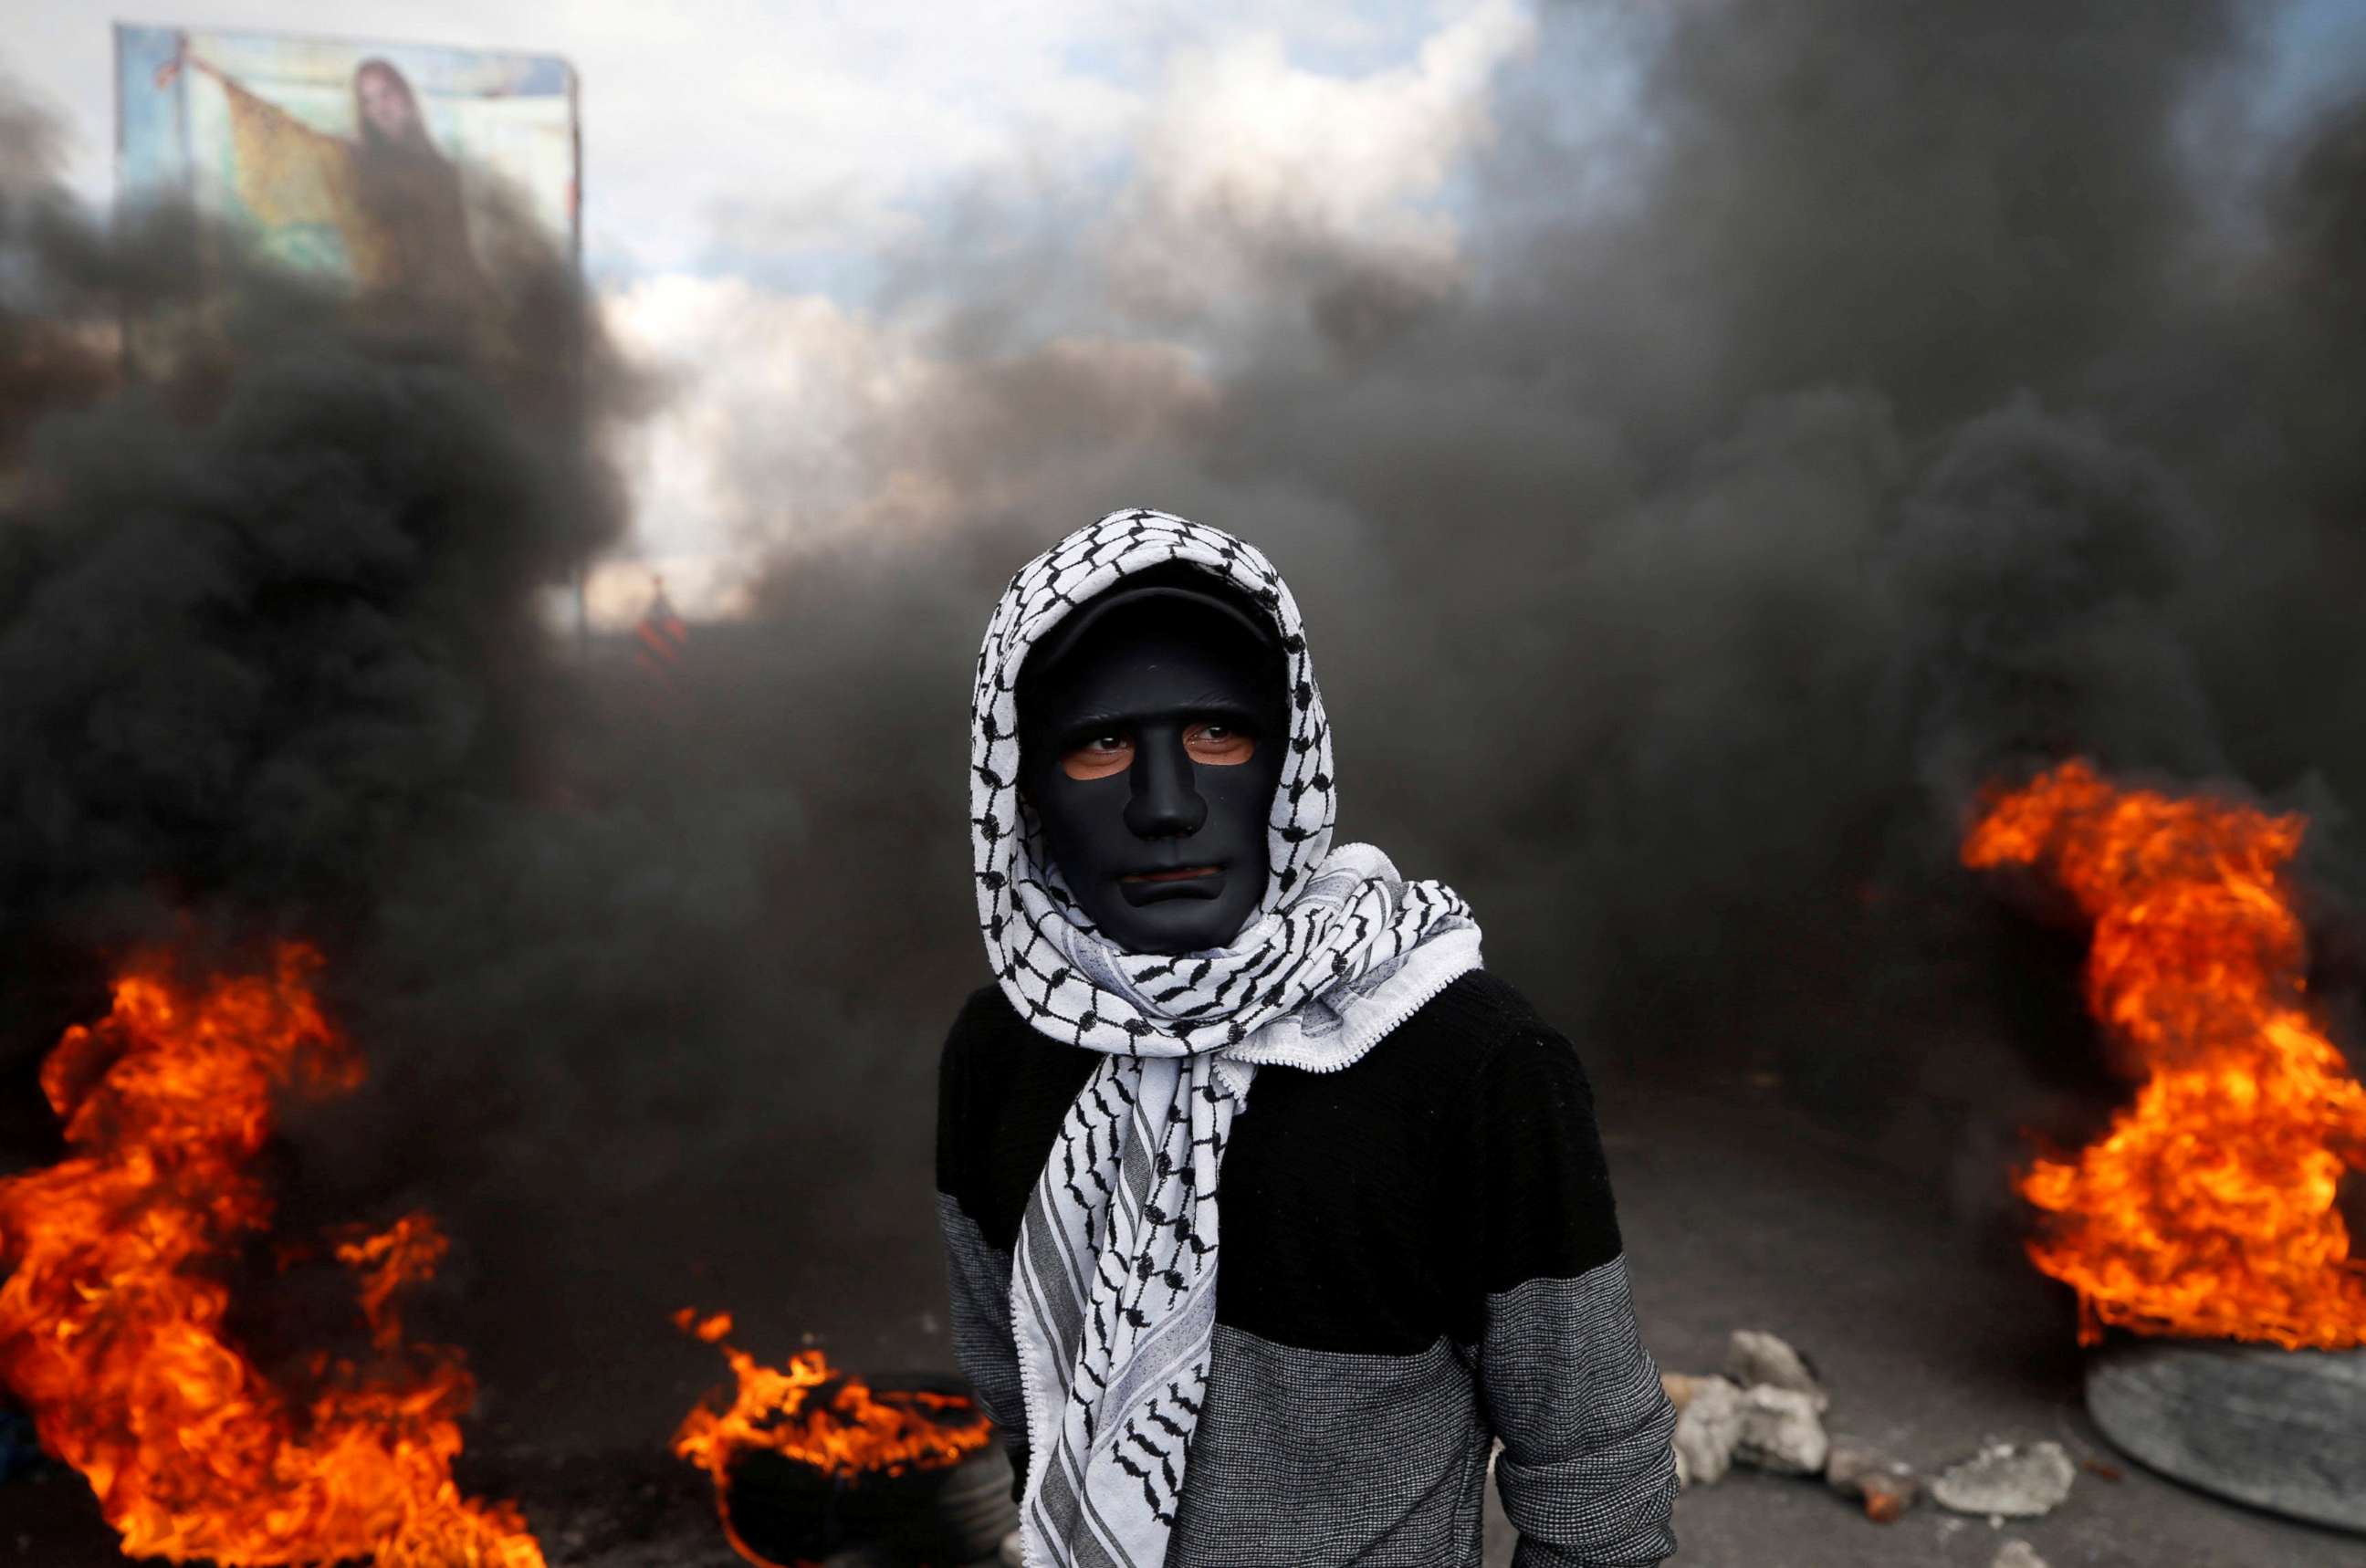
[934,969,1680,1567]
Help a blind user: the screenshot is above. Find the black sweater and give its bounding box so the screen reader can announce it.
[935,970,1678,1567]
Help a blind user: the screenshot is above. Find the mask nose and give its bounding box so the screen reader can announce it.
[1123,730,1207,839]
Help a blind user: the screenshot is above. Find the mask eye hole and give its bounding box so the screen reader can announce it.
[1059,733,1134,780]
[1185,721,1255,766]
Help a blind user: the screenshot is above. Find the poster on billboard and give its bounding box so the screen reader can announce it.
[114,24,579,294]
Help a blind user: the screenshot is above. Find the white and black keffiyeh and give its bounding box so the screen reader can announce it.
[970,507,1482,1568]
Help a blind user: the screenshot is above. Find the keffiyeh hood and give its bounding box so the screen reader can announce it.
[970,507,1482,1568]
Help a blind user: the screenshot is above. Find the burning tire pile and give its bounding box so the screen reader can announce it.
[672,1311,1015,1568]
[0,947,549,1568]
[0,947,1024,1568]
[1659,755,2366,1555]
[1955,762,2366,1540]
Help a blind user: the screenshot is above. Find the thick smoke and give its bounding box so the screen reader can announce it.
[650,0,2366,1223]
[0,88,671,1427]
[0,82,977,1445]
[0,114,623,999]
[5,0,2365,1458]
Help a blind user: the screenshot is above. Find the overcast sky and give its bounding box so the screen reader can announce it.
[8,1,2361,624]
[6,2,1539,622]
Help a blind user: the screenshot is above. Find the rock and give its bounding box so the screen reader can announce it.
[1992,1542,2047,1568]
[1725,1329,1828,1411]
[1823,1443,1886,1489]
[1659,1371,1712,1413]
[1671,1375,1744,1487]
[1826,1443,1919,1522]
[1733,1385,1828,1476]
[1932,1442,2076,1518]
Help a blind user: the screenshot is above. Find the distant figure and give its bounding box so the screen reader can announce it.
[635,574,690,682]
[158,38,477,300]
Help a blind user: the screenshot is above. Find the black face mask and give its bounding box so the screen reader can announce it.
[1018,577,1286,956]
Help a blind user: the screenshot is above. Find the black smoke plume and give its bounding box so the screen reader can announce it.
[644,0,2366,1233]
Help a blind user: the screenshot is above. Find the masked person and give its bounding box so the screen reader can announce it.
[937,509,1678,1568]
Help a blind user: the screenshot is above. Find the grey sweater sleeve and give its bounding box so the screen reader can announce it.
[1485,1264,1679,1566]
[1465,1030,1679,1566]
[936,1011,1031,1500]
[935,1194,1029,1476]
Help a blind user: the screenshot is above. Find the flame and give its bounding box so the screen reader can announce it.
[0,943,546,1566]
[1963,759,2366,1348]
[671,1308,992,1565]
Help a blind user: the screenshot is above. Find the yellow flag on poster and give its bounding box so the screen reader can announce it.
[117,26,580,297]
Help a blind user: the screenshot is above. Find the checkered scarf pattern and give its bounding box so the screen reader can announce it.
[972,507,1482,1568]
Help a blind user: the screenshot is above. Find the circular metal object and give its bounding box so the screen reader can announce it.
[2084,1335,2366,1535]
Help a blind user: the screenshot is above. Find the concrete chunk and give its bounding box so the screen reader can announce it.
[1724,1329,1828,1411]
[1671,1375,1743,1487]
[1826,1442,1919,1521]
[1733,1385,1828,1476]
[1932,1442,2076,1518]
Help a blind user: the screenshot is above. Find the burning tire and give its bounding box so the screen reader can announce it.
[674,1310,1015,1564]
[722,1423,1016,1567]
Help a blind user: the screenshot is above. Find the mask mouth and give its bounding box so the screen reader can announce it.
[1117,865,1225,904]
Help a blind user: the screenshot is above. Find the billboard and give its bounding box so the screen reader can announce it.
[115,25,579,293]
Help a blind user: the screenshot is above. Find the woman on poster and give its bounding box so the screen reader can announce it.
[156,37,478,301]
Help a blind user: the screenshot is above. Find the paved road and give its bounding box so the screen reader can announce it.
[1553,1074,2361,1568]
[7,1069,2359,1567]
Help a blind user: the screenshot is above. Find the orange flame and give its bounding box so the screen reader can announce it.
[1964,759,2366,1348]
[671,1309,991,1480]
[0,943,546,1566]
[671,1308,992,1564]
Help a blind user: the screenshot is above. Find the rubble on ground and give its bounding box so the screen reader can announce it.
[1662,1328,2078,1533]
[1734,1385,1827,1474]
[1658,1371,1714,1413]
[1724,1329,1828,1411]
[1991,1541,2048,1568]
[1826,1443,1919,1522]
[1670,1375,1743,1487]
[1932,1441,2077,1519]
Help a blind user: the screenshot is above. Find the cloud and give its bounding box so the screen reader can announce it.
[588,2,1538,612]
[602,276,921,561]
[1094,0,1537,322]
